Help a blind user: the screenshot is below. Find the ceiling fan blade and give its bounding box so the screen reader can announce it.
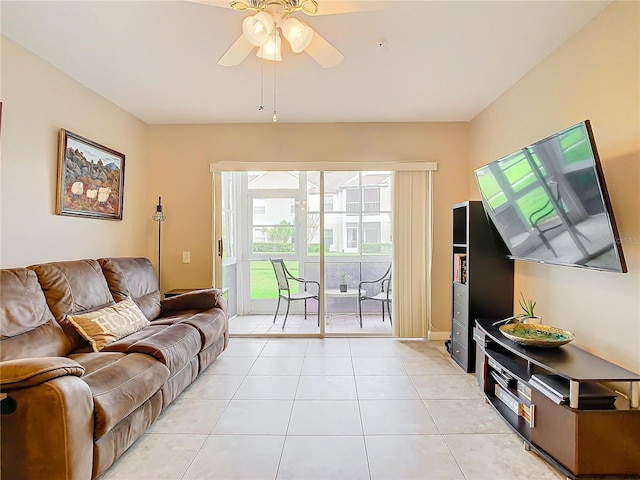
[218,35,254,66]
[310,1,382,16]
[305,31,344,68]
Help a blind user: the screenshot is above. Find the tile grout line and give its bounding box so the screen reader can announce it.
[205,341,264,438]
[350,339,374,480]
[177,433,210,480]
[440,433,470,480]
[274,338,306,480]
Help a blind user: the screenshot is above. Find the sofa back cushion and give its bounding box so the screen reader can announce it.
[0,268,72,360]
[29,260,115,352]
[98,257,161,320]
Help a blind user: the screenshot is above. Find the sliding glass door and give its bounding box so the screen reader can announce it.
[218,170,392,337]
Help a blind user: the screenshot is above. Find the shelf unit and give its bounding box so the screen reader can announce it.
[450,201,514,372]
[474,318,640,479]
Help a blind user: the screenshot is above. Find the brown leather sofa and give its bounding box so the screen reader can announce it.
[0,257,228,479]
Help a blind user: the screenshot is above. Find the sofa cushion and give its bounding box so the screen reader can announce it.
[0,268,72,360]
[99,258,161,320]
[67,298,151,352]
[160,289,224,314]
[156,309,228,351]
[30,260,115,352]
[69,352,170,440]
[102,323,202,376]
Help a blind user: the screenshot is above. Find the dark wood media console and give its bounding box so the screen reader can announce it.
[474,319,640,479]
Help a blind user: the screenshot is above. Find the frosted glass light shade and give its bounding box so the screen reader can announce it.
[281,17,314,53]
[256,31,282,61]
[242,12,275,46]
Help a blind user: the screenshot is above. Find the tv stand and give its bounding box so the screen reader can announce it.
[474,319,640,479]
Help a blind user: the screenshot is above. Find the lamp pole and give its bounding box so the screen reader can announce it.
[152,196,166,291]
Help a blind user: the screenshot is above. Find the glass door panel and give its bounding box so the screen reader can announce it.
[249,194,297,319]
[223,171,321,334]
[323,171,392,335]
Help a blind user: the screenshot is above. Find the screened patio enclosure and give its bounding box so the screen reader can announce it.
[218,170,393,335]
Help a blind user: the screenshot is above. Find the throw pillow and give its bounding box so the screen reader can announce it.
[67,297,150,352]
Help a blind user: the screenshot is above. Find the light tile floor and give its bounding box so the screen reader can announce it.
[101,338,563,480]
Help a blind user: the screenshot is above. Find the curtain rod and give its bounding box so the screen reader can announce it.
[209,161,438,172]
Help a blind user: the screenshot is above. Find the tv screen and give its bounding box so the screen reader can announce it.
[475,120,627,273]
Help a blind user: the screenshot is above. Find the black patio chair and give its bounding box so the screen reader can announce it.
[529,182,589,257]
[270,259,320,330]
[358,264,392,328]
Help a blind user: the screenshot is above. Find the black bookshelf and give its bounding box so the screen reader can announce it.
[450,201,514,372]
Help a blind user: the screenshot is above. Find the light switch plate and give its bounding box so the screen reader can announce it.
[182,251,191,263]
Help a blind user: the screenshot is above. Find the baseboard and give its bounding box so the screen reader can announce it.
[427,330,451,341]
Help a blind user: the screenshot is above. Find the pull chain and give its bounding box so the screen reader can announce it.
[257,61,265,110]
[272,55,278,122]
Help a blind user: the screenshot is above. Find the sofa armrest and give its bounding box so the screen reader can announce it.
[0,357,85,391]
[1,373,93,479]
[160,288,226,314]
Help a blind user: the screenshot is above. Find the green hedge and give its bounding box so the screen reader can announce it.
[253,242,391,254]
[306,243,392,254]
[362,243,392,254]
[307,244,330,253]
[253,242,294,253]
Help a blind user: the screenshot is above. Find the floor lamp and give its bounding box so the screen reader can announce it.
[152,196,166,291]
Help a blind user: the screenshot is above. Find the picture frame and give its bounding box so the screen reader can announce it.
[56,129,125,220]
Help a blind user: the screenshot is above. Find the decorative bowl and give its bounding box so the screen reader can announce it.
[498,323,575,348]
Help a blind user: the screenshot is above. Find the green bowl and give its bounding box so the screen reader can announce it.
[499,323,575,348]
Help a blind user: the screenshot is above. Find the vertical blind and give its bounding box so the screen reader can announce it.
[391,171,432,338]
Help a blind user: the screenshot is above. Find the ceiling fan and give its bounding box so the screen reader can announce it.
[191,0,373,68]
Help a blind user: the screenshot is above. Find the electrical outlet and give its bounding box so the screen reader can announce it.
[182,251,191,264]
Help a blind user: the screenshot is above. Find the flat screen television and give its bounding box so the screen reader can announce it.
[474,120,627,273]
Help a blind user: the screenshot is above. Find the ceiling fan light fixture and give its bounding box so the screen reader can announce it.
[281,17,314,53]
[242,11,275,46]
[256,30,282,61]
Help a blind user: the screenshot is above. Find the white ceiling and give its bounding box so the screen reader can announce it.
[1,0,610,124]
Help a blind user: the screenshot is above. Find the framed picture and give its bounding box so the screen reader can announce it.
[56,129,125,220]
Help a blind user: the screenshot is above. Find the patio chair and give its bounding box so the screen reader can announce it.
[358,264,392,328]
[529,182,589,257]
[270,259,320,330]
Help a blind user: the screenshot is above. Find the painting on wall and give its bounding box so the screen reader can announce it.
[56,129,125,220]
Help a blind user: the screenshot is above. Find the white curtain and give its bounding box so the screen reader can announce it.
[392,171,432,338]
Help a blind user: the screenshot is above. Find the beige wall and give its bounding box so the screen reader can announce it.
[6,0,635,358]
[0,37,149,267]
[469,1,640,372]
[147,122,470,334]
